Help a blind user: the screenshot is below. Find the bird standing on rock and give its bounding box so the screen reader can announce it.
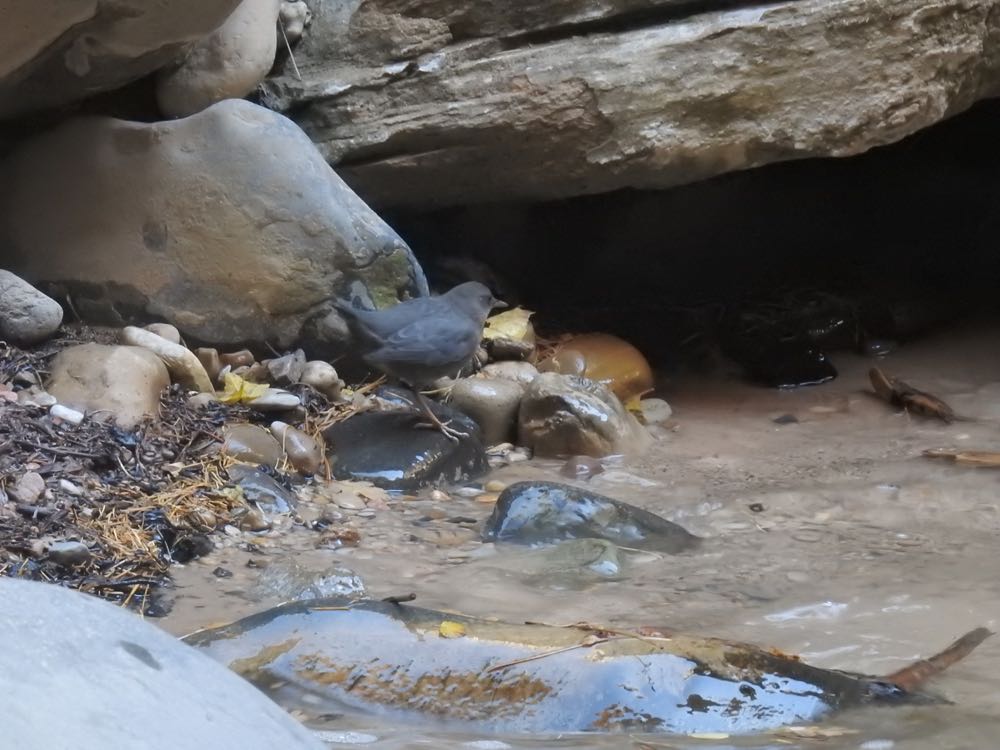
[334,281,506,441]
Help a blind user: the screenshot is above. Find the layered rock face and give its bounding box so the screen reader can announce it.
[261,0,1000,209]
[0,1,242,119]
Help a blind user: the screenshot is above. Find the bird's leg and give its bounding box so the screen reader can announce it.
[412,390,467,443]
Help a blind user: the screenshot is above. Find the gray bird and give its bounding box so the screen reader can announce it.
[334,281,506,440]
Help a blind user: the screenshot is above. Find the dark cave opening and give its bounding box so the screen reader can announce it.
[382,98,1000,382]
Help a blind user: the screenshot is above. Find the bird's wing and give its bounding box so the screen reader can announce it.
[367,313,482,367]
[336,297,446,341]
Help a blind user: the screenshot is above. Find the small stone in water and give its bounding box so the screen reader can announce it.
[748,502,765,513]
[773,413,799,425]
[186,508,218,531]
[454,486,484,498]
[316,528,362,548]
[484,480,507,492]
[231,466,299,514]
[475,493,500,504]
[239,508,271,532]
[637,397,672,425]
[269,420,324,475]
[559,455,604,480]
[224,524,242,537]
[334,493,366,510]
[320,507,345,524]
[430,489,450,502]
[213,567,233,578]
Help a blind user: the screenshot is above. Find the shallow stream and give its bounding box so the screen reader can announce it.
[164,325,1000,749]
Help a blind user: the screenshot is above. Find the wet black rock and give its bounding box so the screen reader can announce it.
[323,391,488,490]
[481,481,699,553]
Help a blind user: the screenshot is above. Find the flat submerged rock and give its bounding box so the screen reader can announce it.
[186,597,943,735]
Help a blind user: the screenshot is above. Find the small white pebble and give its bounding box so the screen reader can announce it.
[860,740,894,750]
[50,404,84,424]
[59,479,83,497]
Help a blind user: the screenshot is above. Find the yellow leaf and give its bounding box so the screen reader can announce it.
[482,307,534,342]
[438,620,467,639]
[624,395,643,413]
[218,372,269,404]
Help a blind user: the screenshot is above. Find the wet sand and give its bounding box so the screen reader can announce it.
[164,324,1000,749]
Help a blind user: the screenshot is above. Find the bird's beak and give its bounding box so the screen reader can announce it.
[492,298,508,310]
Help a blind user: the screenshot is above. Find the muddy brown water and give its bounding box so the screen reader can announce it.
[163,326,1000,749]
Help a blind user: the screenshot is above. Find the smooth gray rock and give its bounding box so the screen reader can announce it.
[0,99,427,350]
[262,0,1000,209]
[0,270,62,345]
[481,480,699,554]
[0,577,325,750]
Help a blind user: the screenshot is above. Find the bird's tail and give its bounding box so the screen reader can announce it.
[332,299,362,320]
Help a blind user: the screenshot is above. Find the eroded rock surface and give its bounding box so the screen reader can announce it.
[262,0,1000,208]
[0,1,241,120]
[156,0,282,118]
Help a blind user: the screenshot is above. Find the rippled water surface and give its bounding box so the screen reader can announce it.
[164,327,1000,749]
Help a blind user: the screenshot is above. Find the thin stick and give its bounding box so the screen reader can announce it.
[279,19,302,81]
[486,639,608,673]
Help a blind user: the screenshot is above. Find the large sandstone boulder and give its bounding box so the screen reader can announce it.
[0,99,427,348]
[0,577,325,750]
[157,0,282,118]
[0,1,242,120]
[261,0,1000,209]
